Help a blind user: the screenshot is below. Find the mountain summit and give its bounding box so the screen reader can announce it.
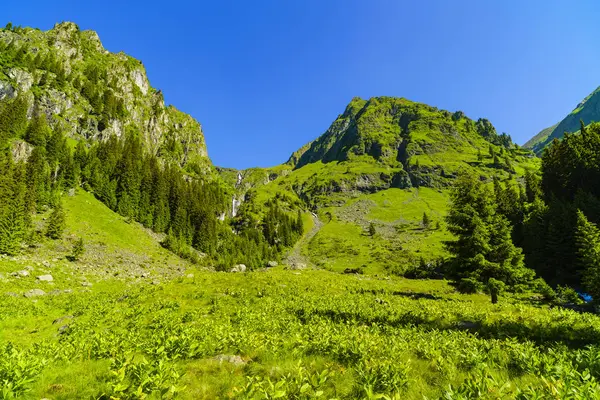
[525,86,600,154]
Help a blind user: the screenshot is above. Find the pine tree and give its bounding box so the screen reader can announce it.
[0,96,28,140]
[295,209,304,235]
[0,162,27,255]
[24,113,51,147]
[575,210,600,300]
[46,201,66,239]
[69,238,85,261]
[422,212,430,228]
[368,222,376,237]
[445,172,535,296]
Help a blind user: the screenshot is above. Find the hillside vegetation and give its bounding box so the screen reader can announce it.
[238,97,538,272]
[525,86,600,154]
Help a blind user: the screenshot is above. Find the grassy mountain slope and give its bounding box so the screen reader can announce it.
[0,22,212,176]
[525,86,600,154]
[20,189,191,284]
[237,97,538,272]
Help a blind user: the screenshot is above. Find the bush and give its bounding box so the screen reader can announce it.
[556,285,584,305]
[531,278,556,301]
[457,278,482,294]
[404,258,444,279]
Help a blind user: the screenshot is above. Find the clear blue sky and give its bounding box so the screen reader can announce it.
[4,1,600,168]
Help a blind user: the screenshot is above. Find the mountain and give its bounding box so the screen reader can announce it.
[525,86,600,154]
[233,96,539,273]
[0,22,211,175]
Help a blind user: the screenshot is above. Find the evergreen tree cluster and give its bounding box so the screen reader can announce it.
[447,121,600,302]
[522,122,600,289]
[475,118,513,148]
[0,93,305,269]
[444,172,535,296]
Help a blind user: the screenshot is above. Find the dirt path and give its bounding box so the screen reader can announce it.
[285,212,324,268]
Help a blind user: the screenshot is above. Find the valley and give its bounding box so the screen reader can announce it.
[1,20,600,399]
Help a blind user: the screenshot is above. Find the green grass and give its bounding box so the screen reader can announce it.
[2,267,600,399]
[24,189,191,285]
[306,188,452,273]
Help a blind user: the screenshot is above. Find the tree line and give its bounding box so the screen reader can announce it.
[444,121,600,303]
[0,95,304,269]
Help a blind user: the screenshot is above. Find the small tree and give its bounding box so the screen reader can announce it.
[69,238,85,261]
[487,278,505,304]
[422,212,430,228]
[46,201,66,239]
[575,210,600,300]
[477,149,483,162]
[368,222,376,237]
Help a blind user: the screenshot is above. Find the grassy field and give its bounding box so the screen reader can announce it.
[2,189,600,399]
[2,266,600,399]
[305,187,453,274]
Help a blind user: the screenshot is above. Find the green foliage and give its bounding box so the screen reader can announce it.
[0,157,27,255]
[0,96,28,141]
[0,269,599,398]
[422,211,430,228]
[445,171,535,290]
[24,113,51,147]
[368,222,376,237]
[45,201,66,239]
[69,237,85,261]
[575,210,600,300]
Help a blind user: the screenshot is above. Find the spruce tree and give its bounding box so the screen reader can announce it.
[422,212,430,228]
[0,163,27,255]
[69,238,85,261]
[575,210,600,300]
[445,172,535,296]
[24,113,51,147]
[46,201,66,239]
[368,222,376,237]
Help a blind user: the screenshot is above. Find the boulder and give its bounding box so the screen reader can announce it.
[213,354,247,366]
[37,274,54,282]
[289,262,307,270]
[230,264,247,273]
[24,289,46,298]
[267,261,278,268]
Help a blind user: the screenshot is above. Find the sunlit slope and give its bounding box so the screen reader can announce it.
[241,97,538,271]
[29,190,190,281]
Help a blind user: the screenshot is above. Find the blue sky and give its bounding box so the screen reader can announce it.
[3,1,600,168]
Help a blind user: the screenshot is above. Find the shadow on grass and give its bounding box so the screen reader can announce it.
[293,305,600,349]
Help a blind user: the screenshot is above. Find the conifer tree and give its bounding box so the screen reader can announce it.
[0,162,27,255]
[445,172,535,295]
[69,238,85,261]
[422,212,430,228]
[24,113,51,147]
[46,201,66,239]
[368,222,376,237]
[575,210,600,300]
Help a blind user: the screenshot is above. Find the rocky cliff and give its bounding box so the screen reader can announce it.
[0,22,211,174]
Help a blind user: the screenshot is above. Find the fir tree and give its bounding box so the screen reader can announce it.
[368,222,376,237]
[575,210,600,300]
[422,212,430,228]
[24,113,51,147]
[46,201,66,239]
[69,238,85,261]
[445,172,535,294]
